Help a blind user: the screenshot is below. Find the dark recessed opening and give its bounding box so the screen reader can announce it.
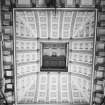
[41,43,68,72]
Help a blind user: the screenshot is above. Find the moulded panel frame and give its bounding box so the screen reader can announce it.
[13,8,97,105]
[40,40,69,72]
[65,0,76,7]
[79,0,95,7]
[16,0,32,7]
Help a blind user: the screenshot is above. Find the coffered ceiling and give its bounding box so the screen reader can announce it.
[15,10,95,39]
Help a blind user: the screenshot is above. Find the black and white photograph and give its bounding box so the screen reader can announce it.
[0,0,105,105]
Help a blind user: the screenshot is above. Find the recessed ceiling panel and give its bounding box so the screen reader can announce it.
[14,8,96,105]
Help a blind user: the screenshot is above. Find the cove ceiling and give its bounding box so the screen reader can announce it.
[14,9,96,105]
[15,9,95,39]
